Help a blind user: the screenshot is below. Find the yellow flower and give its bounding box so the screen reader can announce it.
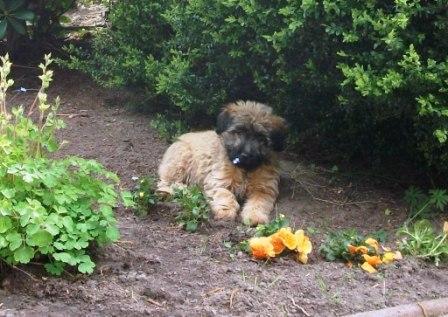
[362,254,382,267]
[269,233,286,255]
[347,244,368,255]
[276,227,298,250]
[365,238,379,253]
[382,252,395,264]
[249,237,275,260]
[139,192,145,198]
[295,230,312,264]
[361,261,377,273]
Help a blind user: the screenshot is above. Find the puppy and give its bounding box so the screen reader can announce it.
[157,100,287,225]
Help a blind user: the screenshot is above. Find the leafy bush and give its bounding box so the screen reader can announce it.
[0,54,130,275]
[172,186,209,233]
[150,114,188,143]
[63,0,448,178]
[399,220,448,266]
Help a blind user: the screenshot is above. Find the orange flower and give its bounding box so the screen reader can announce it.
[361,261,377,273]
[362,254,382,267]
[249,237,275,260]
[295,230,312,264]
[347,244,368,255]
[275,227,298,250]
[365,238,379,253]
[269,233,286,255]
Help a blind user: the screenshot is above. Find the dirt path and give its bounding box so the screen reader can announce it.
[1,70,447,317]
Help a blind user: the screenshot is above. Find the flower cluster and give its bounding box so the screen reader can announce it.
[248,228,312,263]
[347,238,402,273]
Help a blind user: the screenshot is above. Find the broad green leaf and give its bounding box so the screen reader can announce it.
[13,246,34,264]
[0,215,12,233]
[13,9,34,21]
[0,19,6,39]
[6,232,22,250]
[28,230,53,247]
[7,17,25,35]
[62,216,74,231]
[6,0,25,11]
[105,227,119,241]
[0,235,7,248]
[121,191,135,208]
[53,252,77,265]
[1,188,15,199]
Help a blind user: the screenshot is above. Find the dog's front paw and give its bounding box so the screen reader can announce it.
[241,207,269,226]
[213,208,237,221]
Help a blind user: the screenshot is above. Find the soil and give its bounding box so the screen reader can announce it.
[1,69,447,317]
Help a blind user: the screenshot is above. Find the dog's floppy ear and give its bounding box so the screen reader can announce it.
[216,107,234,134]
[270,117,288,152]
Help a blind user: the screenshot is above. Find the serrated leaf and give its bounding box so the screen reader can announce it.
[62,216,74,231]
[13,246,34,263]
[0,215,12,233]
[0,235,7,248]
[44,262,65,276]
[28,230,52,247]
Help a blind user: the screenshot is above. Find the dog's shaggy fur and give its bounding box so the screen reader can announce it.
[157,101,288,225]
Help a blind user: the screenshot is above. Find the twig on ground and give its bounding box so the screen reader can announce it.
[12,265,39,282]
[229,288,239,308]
[288,296,310,316]
[147,297,163,307]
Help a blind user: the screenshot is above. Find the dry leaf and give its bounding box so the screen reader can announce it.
[249,237,275,260]
[361,261,377,273]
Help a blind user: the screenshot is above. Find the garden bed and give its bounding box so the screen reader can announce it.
[0,70,447,316]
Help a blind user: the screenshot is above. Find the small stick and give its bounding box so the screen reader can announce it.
[229,288,239,308]
[288,296,310,317]
[12,265,39,282]
[147,297,163,307]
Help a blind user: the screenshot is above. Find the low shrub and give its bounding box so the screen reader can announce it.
[0,54,132,275]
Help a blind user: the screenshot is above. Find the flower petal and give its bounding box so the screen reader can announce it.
[382,252,395,264]
[363,254,383,267]
[347,244,357,255]
[249,237,275,260]
[355,246,369,254]
[295,230,312,254]
[365,238,379,253]
[276,227,298,250]
[297,252,308,264]
[270,233,286,255]
[361,261,377,273]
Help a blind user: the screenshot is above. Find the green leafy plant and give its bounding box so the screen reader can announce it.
[150,114,188,143]
[319,229,387,262]
[0,54,130,275]
[398,220,448,266]
[404,187,448,223]
[132,175,157,217]
[254,214,289,237]
[0,0,35,39]
[172,186,209,233]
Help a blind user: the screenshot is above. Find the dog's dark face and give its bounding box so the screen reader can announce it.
[216,101,288,170]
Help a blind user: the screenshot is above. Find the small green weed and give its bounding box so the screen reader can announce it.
[173,186,209,233]
[132,176,158,216]
[319,229,387,262]
[398,220,448,266]
[254,214,288,237]
[150,114,188,143]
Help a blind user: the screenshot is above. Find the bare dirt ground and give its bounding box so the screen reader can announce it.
[1,70,447,317]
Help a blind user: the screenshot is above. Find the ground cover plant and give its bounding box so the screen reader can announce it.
[0,54,131,275]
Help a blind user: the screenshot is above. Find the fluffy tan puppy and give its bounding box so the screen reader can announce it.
[157,100,288,225]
